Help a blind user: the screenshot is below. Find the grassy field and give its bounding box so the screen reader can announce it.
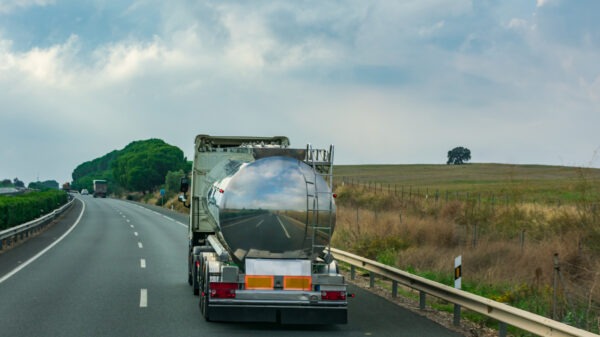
[331,164,600,334]
[334,163,600,203]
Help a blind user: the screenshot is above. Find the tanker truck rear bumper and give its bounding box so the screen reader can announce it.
[207,302,347,324]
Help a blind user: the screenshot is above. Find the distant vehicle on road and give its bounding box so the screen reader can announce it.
[93,180,107,198]
[81,189,89,195]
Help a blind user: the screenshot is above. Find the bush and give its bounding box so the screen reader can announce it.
[165,170,185,193]
[0,190,68,230]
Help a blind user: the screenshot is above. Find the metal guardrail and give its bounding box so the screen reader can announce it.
[0,197,75,251]
[331,247,598,337]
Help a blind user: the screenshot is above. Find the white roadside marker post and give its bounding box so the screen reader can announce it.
[454,255,461,326]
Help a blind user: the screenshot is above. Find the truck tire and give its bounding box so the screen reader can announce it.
[192,255,200,296]
[188,252,193,285]
[200,265,210,321]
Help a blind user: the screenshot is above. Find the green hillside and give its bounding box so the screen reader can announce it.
[334,163,600,203]
[71,139,190,194]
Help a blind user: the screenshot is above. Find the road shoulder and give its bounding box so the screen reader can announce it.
[0,198,84,280]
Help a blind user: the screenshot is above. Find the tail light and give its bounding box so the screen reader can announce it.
[321,291,346,301]
[210,282,237,298]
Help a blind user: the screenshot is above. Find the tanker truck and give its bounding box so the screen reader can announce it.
[178,135,347,324]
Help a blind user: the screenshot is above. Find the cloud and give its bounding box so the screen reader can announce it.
[0,0,54,13]
[507,18,529,30]
[0,0,599,185]
[537,0,556,8]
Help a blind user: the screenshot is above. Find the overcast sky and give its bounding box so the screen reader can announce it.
[1,0,599,185]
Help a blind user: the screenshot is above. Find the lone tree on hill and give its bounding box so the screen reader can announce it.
[447,147,471,165]
[13,178,24,187]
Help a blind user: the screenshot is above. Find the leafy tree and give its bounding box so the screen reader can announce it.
[112,141,187,193]
[28,180,59,190]
[13,178,24,187]
[447,147,471,165]
[165,170,185,192]
[1,179,12,187]
[71,138,188,195]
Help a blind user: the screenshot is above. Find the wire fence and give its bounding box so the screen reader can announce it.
[335,176,600,211]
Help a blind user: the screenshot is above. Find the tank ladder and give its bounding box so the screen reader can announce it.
[303,144,335,261]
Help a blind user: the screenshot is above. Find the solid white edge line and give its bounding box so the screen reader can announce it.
[140,259,146,268]
[0,199,86,284]
[140,289,147,307]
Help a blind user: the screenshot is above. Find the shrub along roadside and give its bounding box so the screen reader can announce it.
[0,190,68,230]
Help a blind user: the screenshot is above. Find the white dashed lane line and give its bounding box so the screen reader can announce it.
[134,232,138,236]
[140,259,146,268]
[130,225,134,228]
[138,242,143,249]
[126,219,130,222]
[276,216,292,239]
[140,289,147,308]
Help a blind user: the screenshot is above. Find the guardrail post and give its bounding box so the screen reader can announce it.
[498,322,507,337]
[453,304,461,326]
[392,281,398,298]
[350,265,355,280]
[419,291,426,310]
[369,273,375,288]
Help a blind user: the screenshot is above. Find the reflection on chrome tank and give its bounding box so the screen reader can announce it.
[207,156,335,263]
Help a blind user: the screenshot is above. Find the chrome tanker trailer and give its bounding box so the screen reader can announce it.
[178,135,347,324]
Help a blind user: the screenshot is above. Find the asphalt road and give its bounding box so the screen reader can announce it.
[0,196,463,337]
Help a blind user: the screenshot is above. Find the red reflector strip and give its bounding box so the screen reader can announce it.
[210,282,237,290]
[321,291,346,300]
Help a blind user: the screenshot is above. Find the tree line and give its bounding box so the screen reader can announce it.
[1,178,59,190]
[71,139,190,195]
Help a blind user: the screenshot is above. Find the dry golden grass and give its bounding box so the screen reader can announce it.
[332,185,600,328]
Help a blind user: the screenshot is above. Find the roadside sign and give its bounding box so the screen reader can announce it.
[160,189,165,196]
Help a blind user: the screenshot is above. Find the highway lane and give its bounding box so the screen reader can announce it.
[0,196,463,337]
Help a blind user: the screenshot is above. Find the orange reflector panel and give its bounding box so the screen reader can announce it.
[245,275,274,290]
[284,276,312,291]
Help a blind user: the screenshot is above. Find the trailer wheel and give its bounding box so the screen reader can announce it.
[192,255,200,296]
[188,252,193,285]
[200,265,210,321]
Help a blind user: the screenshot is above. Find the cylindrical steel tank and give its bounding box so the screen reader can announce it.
[206,156,335,264]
